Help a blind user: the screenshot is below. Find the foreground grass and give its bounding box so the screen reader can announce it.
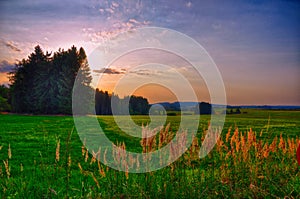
[0,110,300,198]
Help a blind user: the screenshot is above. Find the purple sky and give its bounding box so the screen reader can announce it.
[0,0,299,105]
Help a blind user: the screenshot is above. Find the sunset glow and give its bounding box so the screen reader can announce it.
[0,0,299,105]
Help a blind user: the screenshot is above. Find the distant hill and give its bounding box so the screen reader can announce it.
[152,102,300,111]
[229,105,300,110]
[151,102,198,111]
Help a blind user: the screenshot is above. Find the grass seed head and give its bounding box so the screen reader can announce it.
[55,139,60,162]
[68,155,71,167]
[85,148,89,162]
[8,144,11,159]
[3,160,10,179]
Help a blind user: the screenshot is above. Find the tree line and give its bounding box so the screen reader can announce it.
[2,45,150,115]
[95,89,149,115]
[0,85,10,112]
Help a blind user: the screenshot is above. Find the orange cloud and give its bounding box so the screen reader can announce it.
[0,73,10,85]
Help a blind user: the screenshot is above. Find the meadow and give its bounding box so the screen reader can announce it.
[0,109,300,198]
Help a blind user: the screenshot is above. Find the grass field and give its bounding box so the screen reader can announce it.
[0,110,300,198]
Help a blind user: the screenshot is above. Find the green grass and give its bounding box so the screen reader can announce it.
[0,110,300,198]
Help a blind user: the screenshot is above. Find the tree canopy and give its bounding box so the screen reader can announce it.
[9,45,92,114]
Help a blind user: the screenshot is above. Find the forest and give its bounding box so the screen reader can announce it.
[3,45,149,115]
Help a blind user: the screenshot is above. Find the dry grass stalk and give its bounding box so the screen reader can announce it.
[3,159,10,178]
[278,134,286,153]
[136,154,140,170]
[128,154,135,168]
[168,130,188,161]
[157,123,171,149]
[90,150,98,165]
[78,163,83,172]
[247,128,256,147]
[68,155,71,167]
[241,133,249,161]
[55,139,60,162]
[225,127,231,143]
[98,160,106,177]
[103,149,107,165]
[141,125,159,153]
[112,142,128,169]
[125,165,129,179]
[287,138,296,155]
[269,136,277,153]
[169,141,176,162]
[262,143,269,158]
[230,128,239,153]
[216,135,224,152]
[81,138,86,157]
[91,173,100,188]
[235,135,240,153]
[8,144,11,159]
[255,140,263,158]
[84,148,89,162]
[189,135,199,158]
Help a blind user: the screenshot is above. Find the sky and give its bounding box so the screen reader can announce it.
[0,0,299,105]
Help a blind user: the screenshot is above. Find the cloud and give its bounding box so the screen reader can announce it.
[128,68,169,77]
[186,1,192,8]
[93,68,125,74]
[112,2,119,8]
[0,40,21,52]
[128,18,140,25]
[82,17,149,43]
[81,0,153,44]
[129,69,151,76]
[0,60,15,73]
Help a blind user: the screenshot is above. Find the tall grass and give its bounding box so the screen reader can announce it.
[1,124,300,198]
